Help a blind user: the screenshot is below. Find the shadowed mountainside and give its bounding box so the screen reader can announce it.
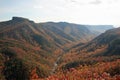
[78,27,120,56]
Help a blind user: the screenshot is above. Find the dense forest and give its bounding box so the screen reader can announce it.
[0,17,119,80]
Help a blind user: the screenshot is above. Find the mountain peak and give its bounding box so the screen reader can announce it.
[12,17,34,23]
[12,17,29,21]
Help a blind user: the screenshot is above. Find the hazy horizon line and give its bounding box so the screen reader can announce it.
[0,16,119,28]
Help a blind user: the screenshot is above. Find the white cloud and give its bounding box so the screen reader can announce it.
[33,5,43,9]
[90,0,102,5]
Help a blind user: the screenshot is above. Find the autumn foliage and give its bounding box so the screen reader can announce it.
[30,68,39,80]
[42,59,120,80]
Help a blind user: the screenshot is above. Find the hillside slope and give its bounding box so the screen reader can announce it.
[80,27,120,56]
[0,17,117,80]
[0,17,96,80]
[43,28,120,80]
[61,27,120,68]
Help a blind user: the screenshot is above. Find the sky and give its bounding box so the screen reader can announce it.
[0,0,120,27]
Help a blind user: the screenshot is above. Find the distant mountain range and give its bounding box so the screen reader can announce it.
[0,17,116,80]
[86,25,113,33]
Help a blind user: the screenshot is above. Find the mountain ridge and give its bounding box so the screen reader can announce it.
[0,17,117,80]
[0,17,97,79]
